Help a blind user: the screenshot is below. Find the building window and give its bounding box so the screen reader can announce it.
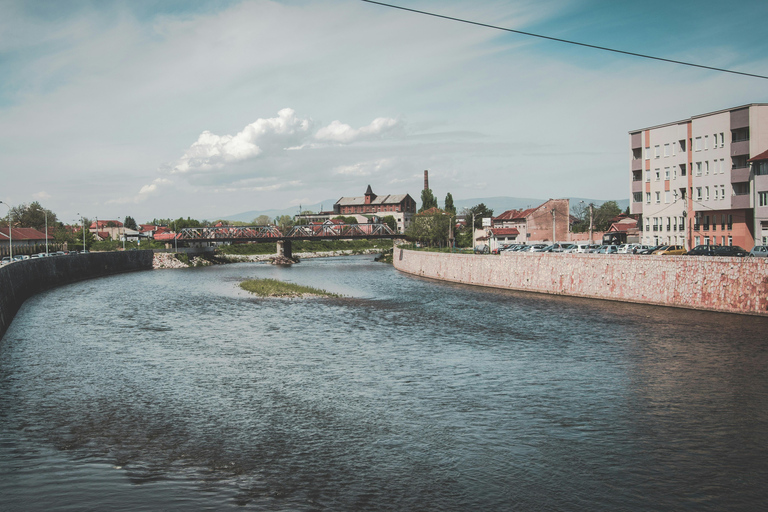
[704,236,710,244]
[665,191,670,204]
[655,145,660,158]
[720,132,725,147]
[695,236,700,246]
[704,135,709,150]
[664,143,670,157]
[646,192,651,204]
[696,187,702,201]
[673,167,677,180]
[696,162,702,176]
[644,147,650,159]
[646,170,651,182]
[655,192,661,204]
[760,191,768,207]
[705,161,709,175]
[705,186,710,201]
[672,141,677,156]
[695,137,702,151]
[756,162,768,176]
[720,185,725,200]
[673,190,679,202]
[664,167,670,180]
[633,192,642,203]
[655,169,661,181]
[732,127,749,142]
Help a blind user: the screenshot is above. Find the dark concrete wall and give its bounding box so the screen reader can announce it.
[0,251,153,339]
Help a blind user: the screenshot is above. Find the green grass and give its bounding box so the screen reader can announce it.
[239,278,339,298]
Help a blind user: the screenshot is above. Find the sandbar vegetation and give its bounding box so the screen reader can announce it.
[239,278,339,298]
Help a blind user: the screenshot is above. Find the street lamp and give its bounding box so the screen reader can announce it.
[0,201,11,260]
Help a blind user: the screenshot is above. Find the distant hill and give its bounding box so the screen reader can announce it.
[221,197,630,223]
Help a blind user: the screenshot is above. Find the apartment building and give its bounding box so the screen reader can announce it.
[629,104,768,249]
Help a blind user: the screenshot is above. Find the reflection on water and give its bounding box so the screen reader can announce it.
[1,256,768,511]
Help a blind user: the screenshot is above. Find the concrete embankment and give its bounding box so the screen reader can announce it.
[0,251,153,339]
[393,248,768,316]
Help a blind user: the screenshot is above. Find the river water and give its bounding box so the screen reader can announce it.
[1,255,767,511]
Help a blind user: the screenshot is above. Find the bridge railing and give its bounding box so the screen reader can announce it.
[178,223,396,241]
[178,225,283,240]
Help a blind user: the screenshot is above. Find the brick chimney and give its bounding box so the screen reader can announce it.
[424,170,429,190]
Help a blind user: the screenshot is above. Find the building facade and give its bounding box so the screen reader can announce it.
[334,185,417,233]
[629,104,768,249]
[491,199,570,244]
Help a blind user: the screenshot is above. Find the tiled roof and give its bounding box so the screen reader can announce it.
[335,193,411,206]
[0,227,49,240]
[489,228,520,236]
[416,207,447,216]
[493,208,536,221]
[748,149,768,162]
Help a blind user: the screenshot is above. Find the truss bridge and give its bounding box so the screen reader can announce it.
[177,223,397,259]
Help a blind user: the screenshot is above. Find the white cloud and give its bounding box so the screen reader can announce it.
[333,158,394,176]
[32,191,51,200]
[315,117,400,144]
[171,108,312,175]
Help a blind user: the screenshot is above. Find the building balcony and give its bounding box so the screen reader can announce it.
[731,140,750,157]
[731,193,751,209]
[631,180,643,193]
[631,132,642,149]
[631,201,643,215]
[731,167,751,183]
[631,158,643,172]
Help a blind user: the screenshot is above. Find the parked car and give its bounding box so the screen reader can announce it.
[639,245,663,255]
[597,244,619,254]
[713,245,748,257]
[519,244,547,252]
[685,244,718,256]
[474,245,489,254]
[749,245,768,257]
[653,245,686,255]
[1,257,11,265]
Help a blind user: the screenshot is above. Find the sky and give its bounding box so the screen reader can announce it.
[1,0,767,224]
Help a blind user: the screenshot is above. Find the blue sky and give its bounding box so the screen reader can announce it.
[1,0,766,223]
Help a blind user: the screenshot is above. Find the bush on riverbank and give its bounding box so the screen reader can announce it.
[239,278,338,298]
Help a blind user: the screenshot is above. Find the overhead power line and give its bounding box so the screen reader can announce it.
[361,0,768,80]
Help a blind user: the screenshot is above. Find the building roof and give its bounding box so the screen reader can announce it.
[0,227,49,240]
[489,228,520,236]
[90,220,123,229]
[493,208,536,221]
[416,207,447,216]
[629,103,768,133]
[336,193,412,206]
[748,149,768,162]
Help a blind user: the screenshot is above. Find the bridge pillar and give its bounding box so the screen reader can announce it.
[276,240,292,259]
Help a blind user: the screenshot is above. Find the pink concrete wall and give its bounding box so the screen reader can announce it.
[393,249,768,316]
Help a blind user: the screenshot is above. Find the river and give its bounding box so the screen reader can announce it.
[1,255,767,511]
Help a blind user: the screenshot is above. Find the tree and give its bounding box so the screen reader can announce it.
[444,192,456,214]
[592,201,623,231]
[124,216,138,230]
[2,201,57,231]
[381,215,397,232]
[462,203,494,229]
[570,202,594,233]
[253,215,272,225]
[405,209,452,247]
[332,216,358,224]
[274,215,293,231]
[419,188,438,212]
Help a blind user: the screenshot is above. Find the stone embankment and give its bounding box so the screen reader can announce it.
[393,248,768,316]
[0,250,154,339]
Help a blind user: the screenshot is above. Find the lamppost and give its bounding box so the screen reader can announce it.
[580,200,594,244]
[551,207,557,243]
[45,209,49,255]
[0,201,11,260]
[78,213,85,252]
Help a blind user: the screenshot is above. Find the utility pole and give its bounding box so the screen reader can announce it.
[589,203,594,244]
[552,207,556,243]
